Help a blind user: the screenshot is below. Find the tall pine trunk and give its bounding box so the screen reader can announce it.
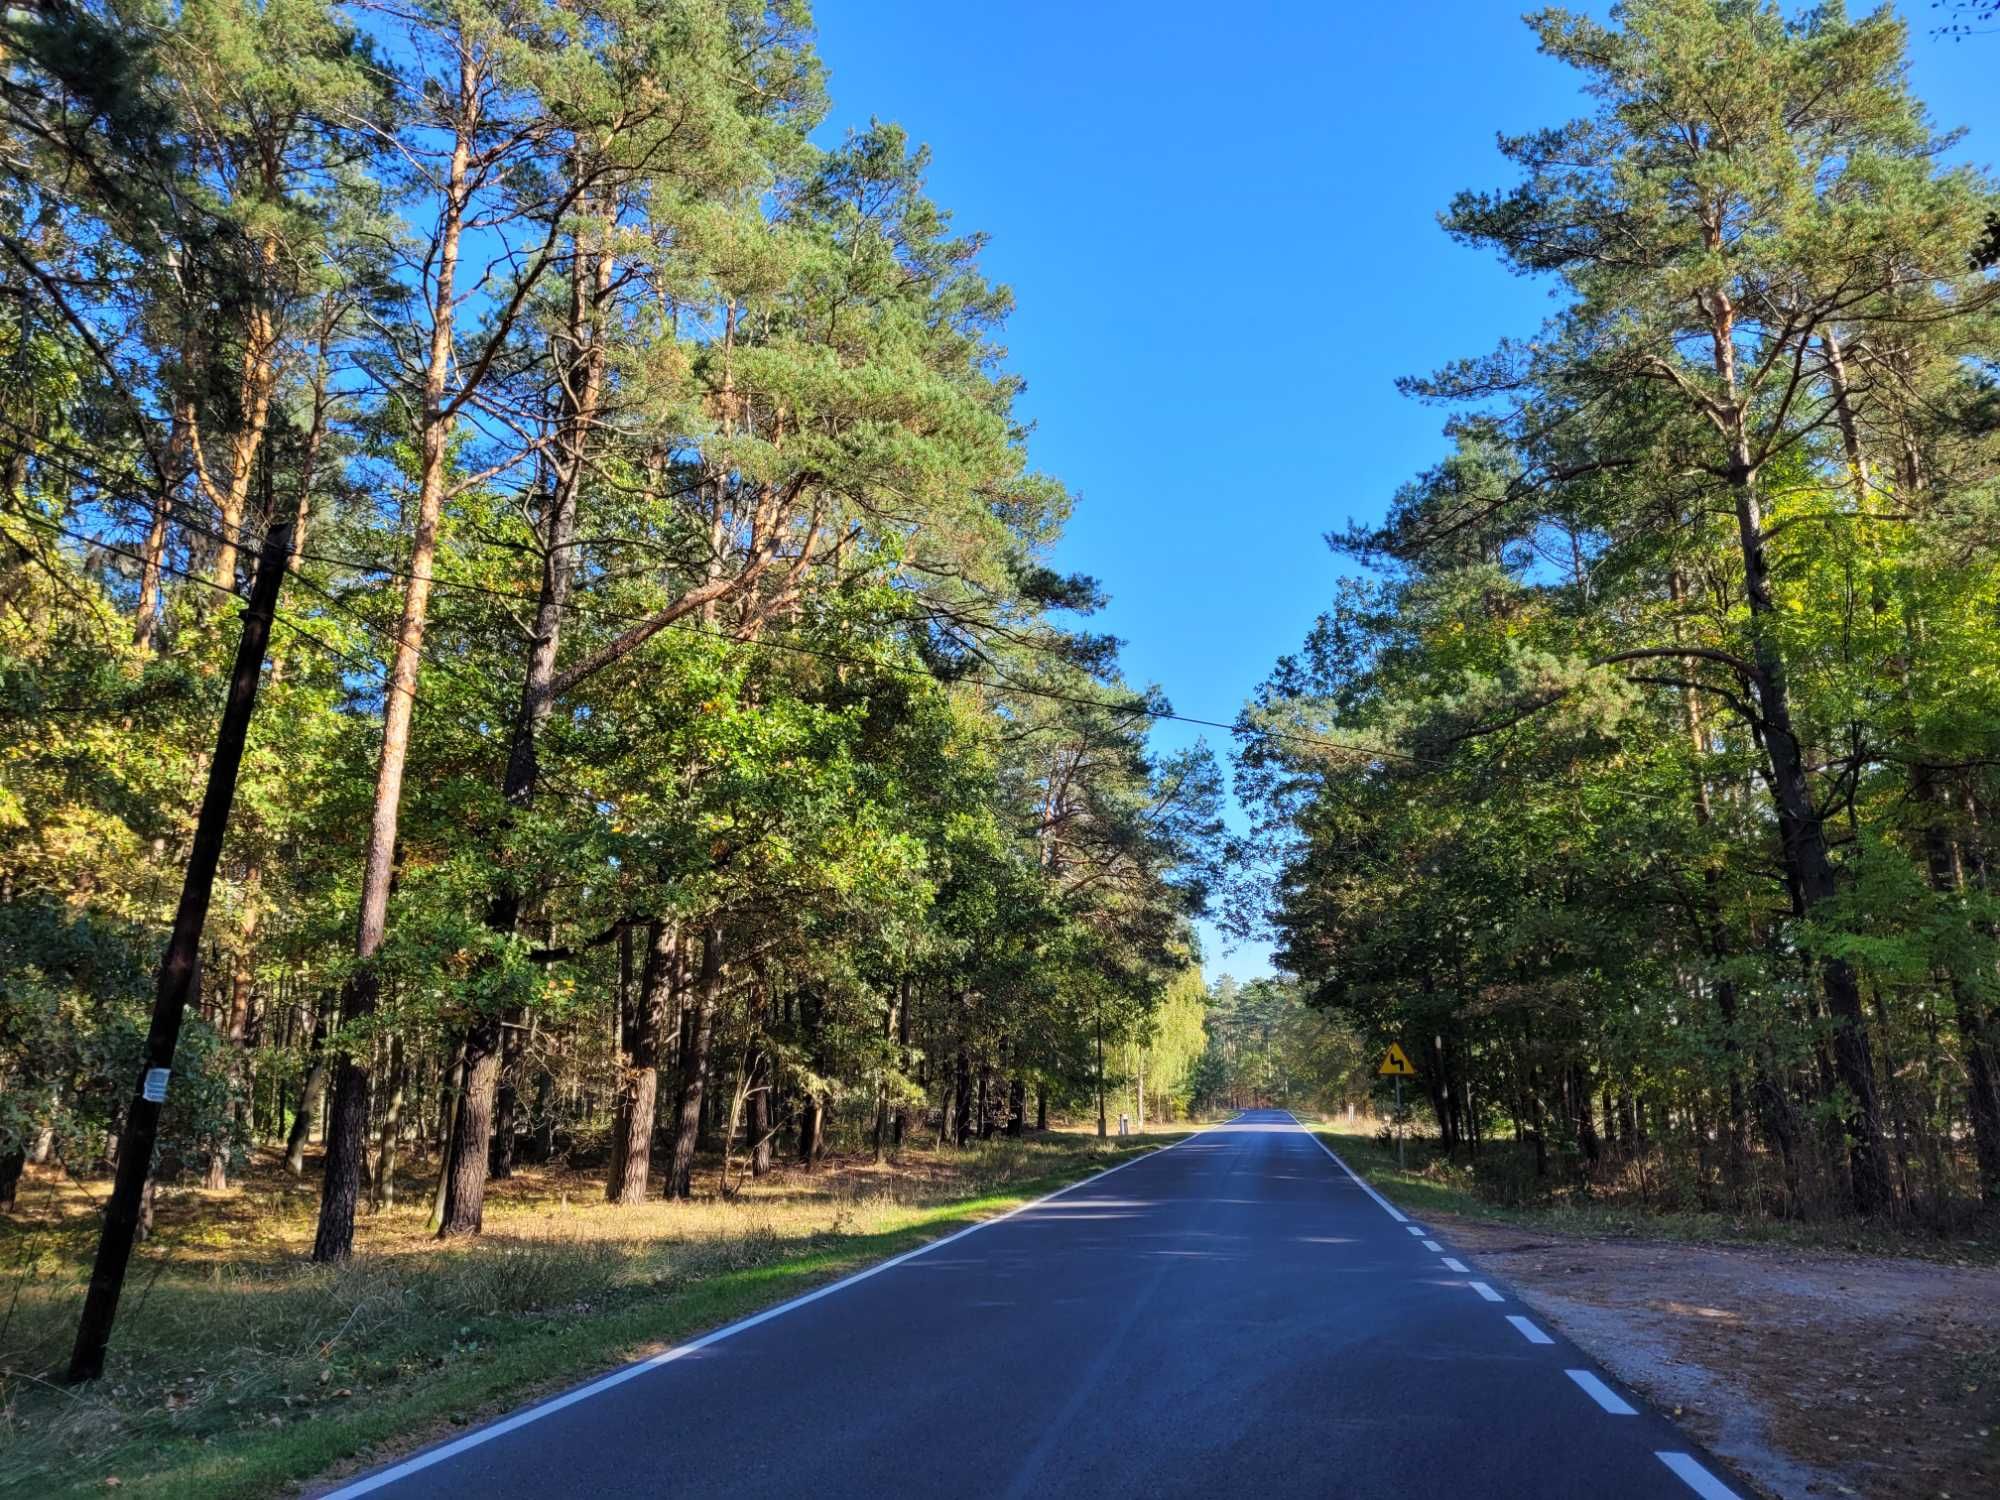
[1708,291,1891,1215]
[455,189,620,1227]
[668,925,721,1199]
[312,72,477,1264]
[490,1024,525,1180]
[370,1036,407,1211]
[892,978,912,1147]
[608,922,672,1204]
[438,1019,501,1236]
[206,248,280,592]
[748,1049,772,1177]
[285,998,330,1174]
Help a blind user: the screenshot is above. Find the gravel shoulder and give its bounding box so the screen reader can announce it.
[1433,1212,2000,1500]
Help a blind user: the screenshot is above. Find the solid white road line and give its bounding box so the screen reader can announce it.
[1566,1369,1637,1415]
[1468,1281,1503,1302]
[1506,1314,1554,1345]
[1656,1452,1741,1499]
[1421,1238,1443,1251]
[1441,1256,1470,1274]
[1285,1112,1409,1223]
[321,1123,1223,1499]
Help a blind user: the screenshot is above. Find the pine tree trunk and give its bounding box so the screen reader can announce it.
[206,260,280,592]
[311,86,476,1264]
[438,1018,502,1236]
[133,489,171,651]
[1738,559,1893,1212]
[286,1000,331,1175]
[892,978,912,1147]
[977,1054,992,1141]
[205,876,261,1191]
[370,1037,407,1211]
[478,195,619,1194]
[954,1050,971,1147]
[668,925,721,1199]
[748,1050,772,1178]
[608,922,671,1205]
[315,1036,372,1258]
[1571,1064,1600,1164]
[799,1094,821,1168]
[1711,300,1890,1212]
[427,1044,467,1233]
[872,999,892,1163]
[490,1022,525,1180]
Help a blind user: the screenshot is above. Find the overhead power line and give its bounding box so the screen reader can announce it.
[66,498,1442,767]
[0,413,1434,763]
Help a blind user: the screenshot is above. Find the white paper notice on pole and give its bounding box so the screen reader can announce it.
[141,1068,170,1103]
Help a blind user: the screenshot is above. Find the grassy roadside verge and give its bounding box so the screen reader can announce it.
[1301,1117,2000,1266]
[1,1130,1195,1499]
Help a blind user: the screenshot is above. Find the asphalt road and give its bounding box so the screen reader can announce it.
[326,1110,1744,1500]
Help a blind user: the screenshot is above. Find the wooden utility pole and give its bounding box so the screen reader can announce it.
[68,518,293,1383]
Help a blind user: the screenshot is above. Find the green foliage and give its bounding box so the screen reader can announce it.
[1235,0,2000,1222]
[1191,975,1369,1116]
[0,0,1227,1259]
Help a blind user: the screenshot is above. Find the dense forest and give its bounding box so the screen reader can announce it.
[9,0,2000,1424]
[0,0,1235,1354]
[18,5,2000,1495]
[1236,1,2000,1223]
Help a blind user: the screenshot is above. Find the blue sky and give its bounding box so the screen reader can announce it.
[813,1,2000,980]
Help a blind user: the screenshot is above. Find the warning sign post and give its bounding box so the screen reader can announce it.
[1378,1044,1415,1168]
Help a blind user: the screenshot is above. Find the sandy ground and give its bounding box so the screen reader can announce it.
[1432,1213,2000,1500]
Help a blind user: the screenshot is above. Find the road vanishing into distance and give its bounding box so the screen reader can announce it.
[324,1111,1743,1500]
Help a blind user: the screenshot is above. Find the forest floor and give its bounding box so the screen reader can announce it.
[1314,1120,2000,1500]
[0,1126,1194,1499]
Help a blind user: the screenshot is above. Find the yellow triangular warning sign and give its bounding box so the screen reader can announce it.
[1377,1043,1416,1077]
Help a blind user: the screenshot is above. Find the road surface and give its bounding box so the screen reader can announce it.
[325,1110,1743,1499]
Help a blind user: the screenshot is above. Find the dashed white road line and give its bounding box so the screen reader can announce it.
[1284,1113,1742,1494]
[1440,1256,1469,1274]
[1421,1238,1443,1251]
[1285,1113,1741,1497]
[1506,1314,1554,1345]
[1656,1452,1741,1499]
[1566,1369,1637,1415]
